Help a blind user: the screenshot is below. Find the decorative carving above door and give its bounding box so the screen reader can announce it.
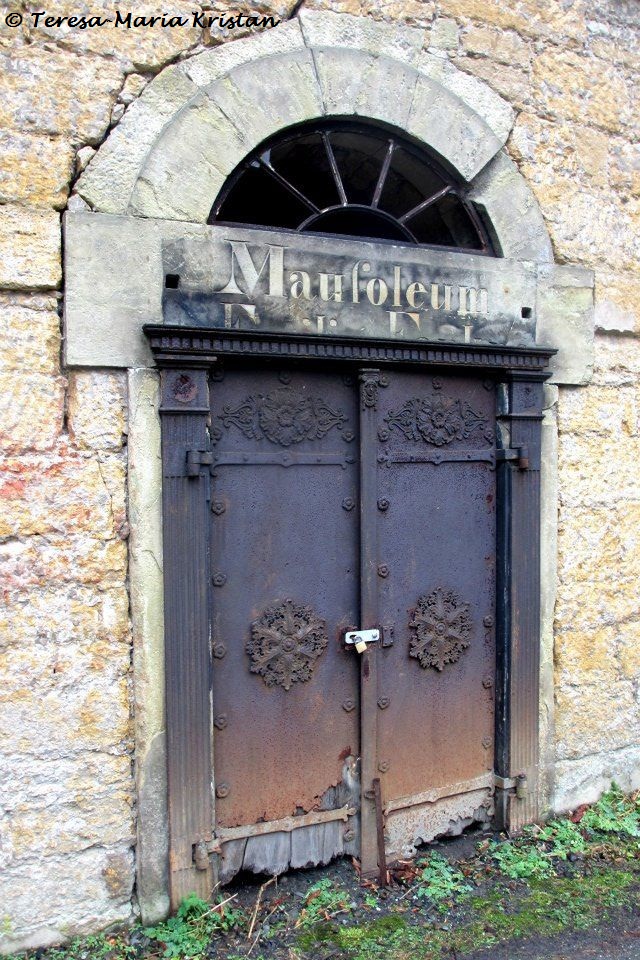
[218,386,348,446]
[385,393,489,446]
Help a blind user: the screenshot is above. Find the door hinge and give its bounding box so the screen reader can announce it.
[494,772,528,800]
[495,446,529,470]
[186,448,213,477]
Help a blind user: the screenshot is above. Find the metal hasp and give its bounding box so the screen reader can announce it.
[148,323,554,905]
[345,628,380,654]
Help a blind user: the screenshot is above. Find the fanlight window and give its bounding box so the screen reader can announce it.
[210,121,493,254]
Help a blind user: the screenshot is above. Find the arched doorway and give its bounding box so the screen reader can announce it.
[62,11,594,916]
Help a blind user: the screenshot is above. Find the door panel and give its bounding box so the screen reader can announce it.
[375,372,496,855]
[210,368,360,839]
[208,364,497,877]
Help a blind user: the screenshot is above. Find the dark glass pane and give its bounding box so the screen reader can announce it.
[216,163,311,229]
[267,133,339,210]
[378,147,444,218]
[409,193,484,250]
[302,206,413,242]
[329,131,389,205]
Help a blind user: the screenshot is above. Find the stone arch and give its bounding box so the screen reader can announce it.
[75,10,552,263]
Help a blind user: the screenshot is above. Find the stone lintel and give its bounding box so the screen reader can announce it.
[64,210,594,386]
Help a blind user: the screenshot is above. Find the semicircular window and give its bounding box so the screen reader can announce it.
[210,121,493,254]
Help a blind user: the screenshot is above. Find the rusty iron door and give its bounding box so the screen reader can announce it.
[209,366,361,880]
[208,364,496,880]
[372,371,496,865]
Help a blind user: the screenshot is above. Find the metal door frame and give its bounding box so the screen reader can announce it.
[146,323,554,906]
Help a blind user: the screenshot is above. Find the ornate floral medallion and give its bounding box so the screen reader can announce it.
[409,588,473,671]
[219,387,347,447]
[385,393,488,446]
[247,599,328,690]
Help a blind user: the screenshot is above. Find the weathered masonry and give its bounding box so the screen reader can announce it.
[4,4,640,953]
[61,11,596,912]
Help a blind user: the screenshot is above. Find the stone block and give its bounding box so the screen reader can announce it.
[537,265,595,386]
[532,46,631,134]
[313,49,417,130]
[509,114,609,190]
[618,619,640,681]
[557,433,640,509]
[435,0,587,44]
[555,625,621,685]
[0,667,131,756]
[554,575,640,633]
[0,205,61,291]
[555,680,639,760]
[204,50,323,162]
[428,17,459,50]
[454,54,530,111]
[0,753,131,815]
[1,637,130,703]
[129,95,246,221]
[76,64,197,215]
[0,845,134,954]
[0,533,127,591]
[0,132,74,209]
[0,451,123,539]
[556,503,627,584]
[183,17,306,86]
[558,384,636,438]
[419,54,514,144]
[0,44,121,143]
[299,9,424,64]
[0,584,130,652]
[0,294,61,374]
[65,211,237,366]
[127,369,168,923]
[609,138,640,199]
[594,271,640,334]
[407,70,502,182]
[591,334,640,388]
[532,182,638,274]
[468,151,554,263]
[67,371,127,451]
[553,745,640,813]
[0,374,65,453]
[461,23,530,65]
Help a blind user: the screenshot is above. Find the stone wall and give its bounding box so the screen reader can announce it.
[0,0,638,951]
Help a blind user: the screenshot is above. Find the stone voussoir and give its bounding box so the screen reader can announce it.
[76,64,199,215]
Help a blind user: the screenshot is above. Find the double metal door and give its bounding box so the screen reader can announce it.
[208,364,496,881]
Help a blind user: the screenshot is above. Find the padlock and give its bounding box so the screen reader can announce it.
[355,639,368,653]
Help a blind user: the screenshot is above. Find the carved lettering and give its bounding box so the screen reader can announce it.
[218,241,285,298]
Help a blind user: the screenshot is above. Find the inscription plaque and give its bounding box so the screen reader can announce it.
[162,226,537,347]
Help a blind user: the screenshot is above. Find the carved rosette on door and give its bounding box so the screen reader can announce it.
[409,588,473,671]
[247,599,328,690]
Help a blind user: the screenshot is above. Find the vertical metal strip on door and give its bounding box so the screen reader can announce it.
[159,366,214,906]
[495,376,545,829]
[357,370,387,879]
